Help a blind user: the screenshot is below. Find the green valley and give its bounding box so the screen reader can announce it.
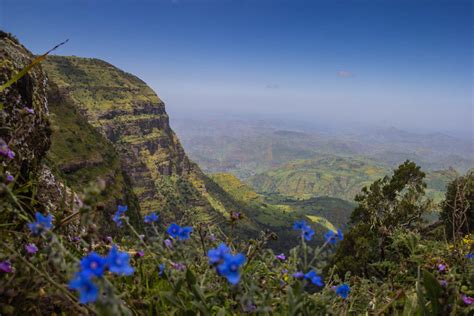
[248,155,458,203]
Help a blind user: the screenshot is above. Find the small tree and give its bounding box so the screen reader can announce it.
[440,171,473,241]
[332,161,431,277]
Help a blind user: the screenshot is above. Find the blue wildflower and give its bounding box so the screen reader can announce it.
[217,253,246,285]
[69,271,99,304]
[208,243,231,264]
[158,263,165,276]
[80,252,107,277]
[466,253,474,259]
[303,226,315,241]
[336,284,350,299]
[177,226,193,240]
[304,270,324,286]
[166,223,192,240]
[293,220,307,230]
[325,229,344,245]
[28,212,53,235]
[293,220,315,241]
[166,223,181,238]
[112,205,128,227]
[144,212,159,224]
[106,246,134,276]
[117,205,128,214]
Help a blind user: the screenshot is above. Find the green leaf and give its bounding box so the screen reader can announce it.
[186,268,197,285]
[422,270,442,315]
[0,39,68,93]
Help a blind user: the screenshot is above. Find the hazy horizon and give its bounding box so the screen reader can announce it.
[1,0,473,136]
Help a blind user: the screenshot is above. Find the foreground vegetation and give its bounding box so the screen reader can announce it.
[1,150,473,314]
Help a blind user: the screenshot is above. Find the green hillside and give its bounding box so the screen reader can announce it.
[249,155,458,203]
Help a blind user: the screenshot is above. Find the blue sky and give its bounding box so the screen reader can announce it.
[1,0,472,134]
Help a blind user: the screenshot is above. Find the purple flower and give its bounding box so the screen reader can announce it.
[292,271,304,279]
[24,107,34,114]
[0,260,13,273]
[135,250,145,258]
[73,236,81,242]
[462,295,473,305]
[466,253,474,259]
[25,243,38,254]
[0,139,15,159]
[440,280,448,287]
[437,264,446,272]
[243,303,257,313]
[231,211,242,221]
[164,239,173,249]
[208,233,217,242]
[5,172,13,183]
[171,262,186,271]
[139,234,145,240]
[276,253,286,261]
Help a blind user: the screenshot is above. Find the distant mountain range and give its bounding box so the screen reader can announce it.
[172,117,471,204]
[172,117,473,178]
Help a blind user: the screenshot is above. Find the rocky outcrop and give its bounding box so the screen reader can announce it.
[0,32,81,221]
[0,32,51,178]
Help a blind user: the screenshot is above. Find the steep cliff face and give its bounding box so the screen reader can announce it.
[42,56,232,224]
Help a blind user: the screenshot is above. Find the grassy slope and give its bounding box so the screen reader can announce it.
[249,155,458,203]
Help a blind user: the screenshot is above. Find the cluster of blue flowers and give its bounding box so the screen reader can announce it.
[112,205,128,227]
[324,229,344,245]
[28,212,53,236]
[144,212,159,224]
[166,223,193,240]
[208,243,246,284]
[293,220,315,241]
[69,245,134,304]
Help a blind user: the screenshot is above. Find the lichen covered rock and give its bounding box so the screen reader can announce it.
[0,32,51,178]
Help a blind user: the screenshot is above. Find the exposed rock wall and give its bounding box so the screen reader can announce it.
[0,32,81,221]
